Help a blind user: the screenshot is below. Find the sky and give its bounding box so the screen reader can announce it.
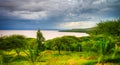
[0,0,120,30]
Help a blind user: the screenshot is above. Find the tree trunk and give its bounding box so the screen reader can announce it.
[101,55,104,65]
[15,49,20,56]
[102,60,104,65]
[58,46,61,54]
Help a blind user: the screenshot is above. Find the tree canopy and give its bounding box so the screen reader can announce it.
[90,19,120,36]
[0,35,26,50]
[44,36,81,54]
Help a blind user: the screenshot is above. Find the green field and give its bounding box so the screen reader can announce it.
[1,50,120,65]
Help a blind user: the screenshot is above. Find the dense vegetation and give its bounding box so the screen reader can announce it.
[89,19,120,36]
[0,19,120,65]
[59,28,94,33]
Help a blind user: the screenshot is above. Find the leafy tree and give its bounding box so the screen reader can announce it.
[44,40,55,50]
[26,38,37,49]
[81,35,116,65]
[36,29,45,55]
[90,19,120,36]
[61,36,81,51]
[81,35,115,52]
[53,37,63,54]
[96,36,114,65]
[23,43,41,65]
[0,35,26,55]
[44,36,81,54]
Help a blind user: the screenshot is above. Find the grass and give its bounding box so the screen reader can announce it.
[1,50,120,65]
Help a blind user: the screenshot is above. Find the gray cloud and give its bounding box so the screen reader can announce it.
[0,0,120,29]
[0,0,119,20]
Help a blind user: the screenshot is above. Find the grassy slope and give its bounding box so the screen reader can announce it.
[2,50,120,65]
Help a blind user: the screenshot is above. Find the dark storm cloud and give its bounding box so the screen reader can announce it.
[0,0,120,29]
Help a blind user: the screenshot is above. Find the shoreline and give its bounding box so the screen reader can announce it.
[0,30,89,40]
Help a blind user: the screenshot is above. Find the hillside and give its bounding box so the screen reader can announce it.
[59,28,95,33]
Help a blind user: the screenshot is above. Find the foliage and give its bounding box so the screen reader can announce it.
[0,35,27,55]
[90,19,120,36]
[44,36,81,54]
[23,43,41,65]
[0,55,3,65]
[37,29,45,50]
[88,19,120,64]
[59,28,94,33]
[25,38,37,49]
[36,29,45,55]
[81,35,116,53]
[45,37,64,54]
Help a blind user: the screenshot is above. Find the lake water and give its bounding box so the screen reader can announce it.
[0,30,89,40]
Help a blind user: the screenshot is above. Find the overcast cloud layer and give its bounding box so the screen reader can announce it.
[0,0,120,30]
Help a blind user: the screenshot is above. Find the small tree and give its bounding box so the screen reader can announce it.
[36,29,45,55]
[61,36,80,51]
[23,43,40,65]
[44,37,64,54]
[93,36,115,65]
[98,38,109,65]
[0,35,26,55]
[23,29,45,65]
[44,36,81,54]
[53,37,63,54]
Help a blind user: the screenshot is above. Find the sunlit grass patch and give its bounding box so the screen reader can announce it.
[1,50,120,65]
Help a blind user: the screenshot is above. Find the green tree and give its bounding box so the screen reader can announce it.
[81,35,116,65]
[90,19,120,36]
[44,36,81,54]
[54,37,63,54]
[23,43,40,65]
[36,29,45,55]
[61,36,81,51]
[0,35,26,55]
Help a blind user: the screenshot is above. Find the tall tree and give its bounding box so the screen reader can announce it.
[36,29,45,55]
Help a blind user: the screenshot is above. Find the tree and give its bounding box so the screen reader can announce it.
[90,19,120,36]
[23,43,40,65]
[21,29,45,65]
[44,36,81,54]
[0,35,26,55]
[36,29,45,55]
[81,35,115,65]
[54,37,63,54]
[95,36,115,65]
[44,37,64,54]
[61,36,81,51]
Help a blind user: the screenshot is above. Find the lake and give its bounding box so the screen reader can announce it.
[0,30,89,40]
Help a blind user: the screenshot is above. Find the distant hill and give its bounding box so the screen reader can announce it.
[59,28,95,33]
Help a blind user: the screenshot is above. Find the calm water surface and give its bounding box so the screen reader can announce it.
[0,30,89,40]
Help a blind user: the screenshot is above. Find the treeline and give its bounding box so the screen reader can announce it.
[0,34,117,56]
[59,28,94,33]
